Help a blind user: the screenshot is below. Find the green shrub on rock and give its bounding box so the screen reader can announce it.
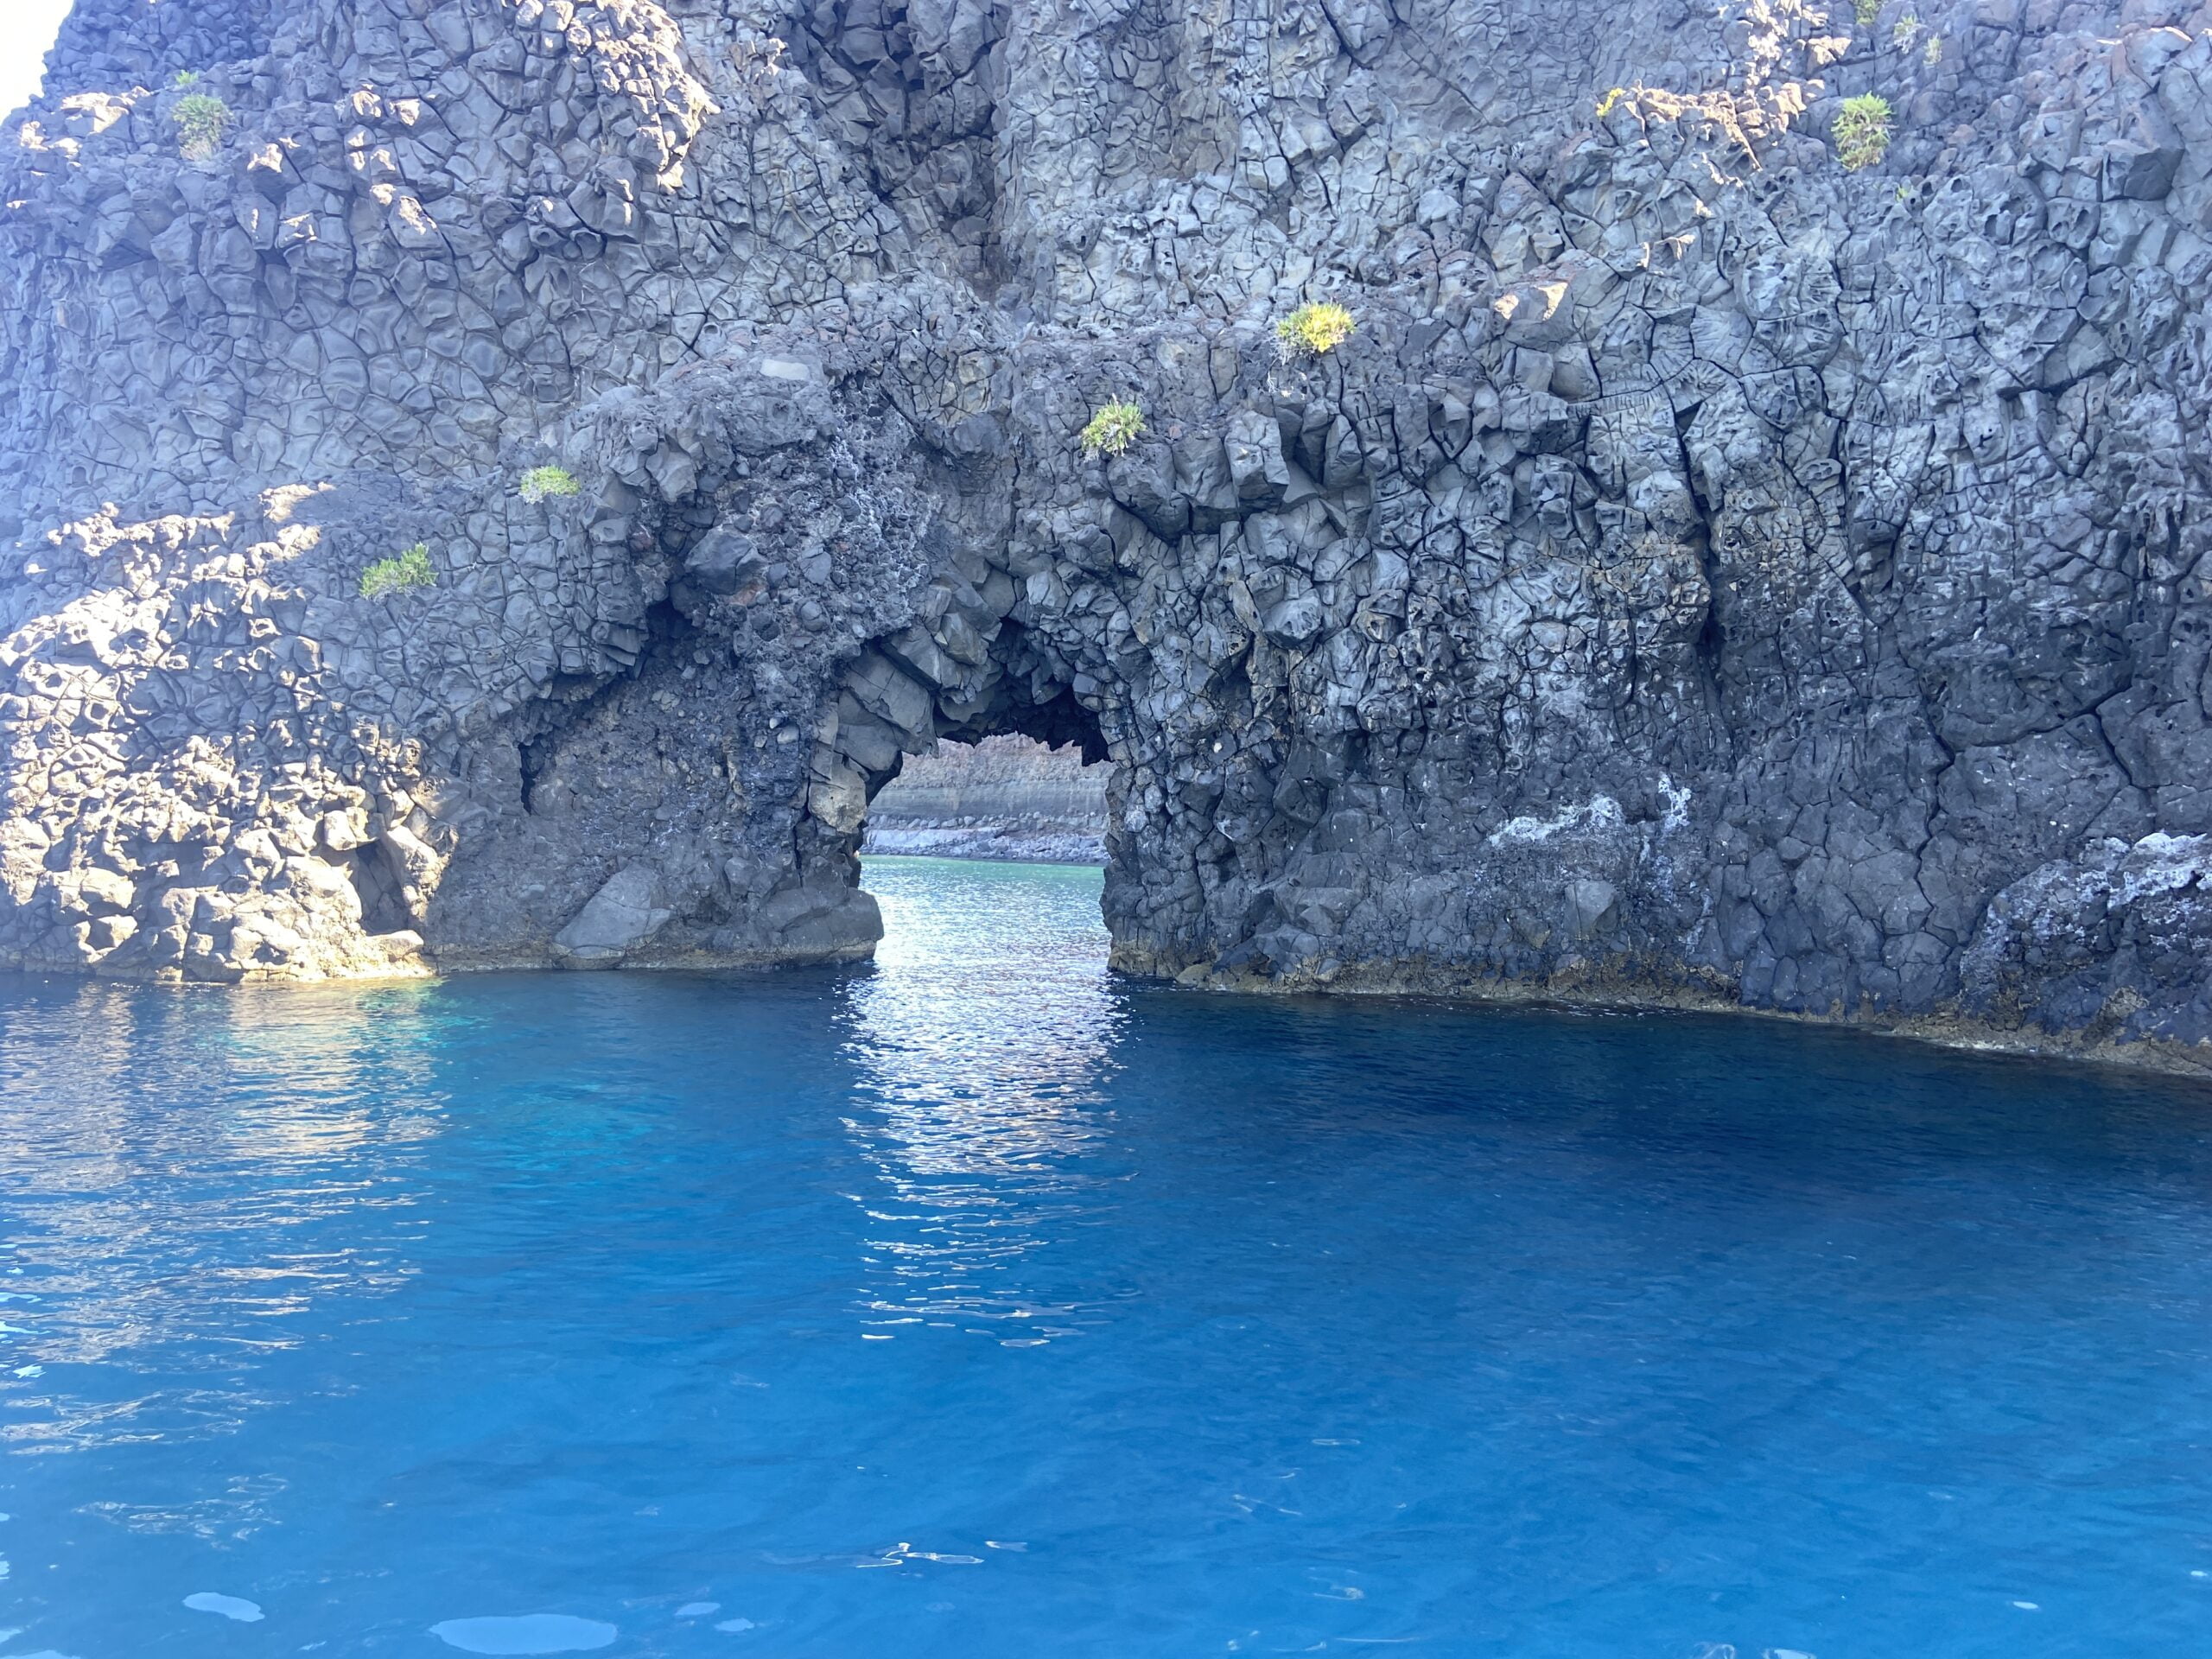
[359,543,435,599]
[1079,399,1145,460]
[1834,94,1893,171]
[1275,301,1356,359]
[518,464,581,504]
[174,92,232,161]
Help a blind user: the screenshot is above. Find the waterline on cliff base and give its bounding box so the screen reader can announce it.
[2,859,2210,1655]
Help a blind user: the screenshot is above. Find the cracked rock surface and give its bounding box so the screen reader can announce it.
[3,0,2212,1069]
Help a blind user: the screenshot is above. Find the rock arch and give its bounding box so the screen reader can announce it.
[405,341,1137,977]
[4,0,2212,1066]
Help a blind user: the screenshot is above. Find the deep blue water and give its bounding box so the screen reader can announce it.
[3,857,2211,1656]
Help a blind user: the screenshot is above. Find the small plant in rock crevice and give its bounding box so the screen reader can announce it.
[1853,0,1880,23]
[173,92,232,161]
[517,464,581,504]
[1890,14,1942,62]
[1275,301,1356,359]
[1833,93,1893,171]
[1079,399,1145,460]
[359,543,436,599]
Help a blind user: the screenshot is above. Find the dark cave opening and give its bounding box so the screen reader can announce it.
[944,683,1110,767]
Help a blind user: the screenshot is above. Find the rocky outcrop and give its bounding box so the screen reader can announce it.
[3,0,2211,1067]
[863,735,1107,861]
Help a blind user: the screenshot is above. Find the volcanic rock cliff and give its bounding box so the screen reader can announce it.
[3,0,2212,1065]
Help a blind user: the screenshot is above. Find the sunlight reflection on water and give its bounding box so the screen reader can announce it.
[0,981,445,1455]
[842,858,1121,1343]
[3,865,2212,1656]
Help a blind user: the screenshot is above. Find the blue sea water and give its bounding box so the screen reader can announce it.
[2,855,2211,1657]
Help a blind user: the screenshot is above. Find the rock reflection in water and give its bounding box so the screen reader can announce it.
[0,979,444,1454]
[842,857,1122,1342]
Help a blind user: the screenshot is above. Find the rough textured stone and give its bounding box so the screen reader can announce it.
[3,0,2211,1071]
[553,863,673,966]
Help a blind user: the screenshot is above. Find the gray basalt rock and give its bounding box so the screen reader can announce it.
[3,0,2211,1071]
[553,864,673,967]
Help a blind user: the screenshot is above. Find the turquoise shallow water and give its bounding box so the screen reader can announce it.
[2,855,2211,1656]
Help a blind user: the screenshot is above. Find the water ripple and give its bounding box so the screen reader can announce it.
[842,859,1124,1338]
[2,865,2210,1657]
[0,980,445,1449]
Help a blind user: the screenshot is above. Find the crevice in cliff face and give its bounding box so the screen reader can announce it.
[518,736,550,814]
[349,842,414,937]
[1673,398,1732,744]
[783,0,1009,290]
[641,596,701,655]
[2089,690,2146,792]
[504,668,619,816]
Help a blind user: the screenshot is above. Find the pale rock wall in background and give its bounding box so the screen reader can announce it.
[863,734,1108,861]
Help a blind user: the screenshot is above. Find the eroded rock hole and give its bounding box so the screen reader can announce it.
[348,843,414,937]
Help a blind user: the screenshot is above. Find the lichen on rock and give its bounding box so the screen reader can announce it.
[0,0,2209,1070]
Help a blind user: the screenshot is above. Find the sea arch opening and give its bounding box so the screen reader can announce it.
[805,613,1120,968]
